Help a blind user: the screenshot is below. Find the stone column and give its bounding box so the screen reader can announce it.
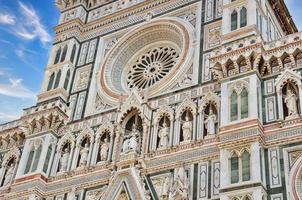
[220,149,230,187]
[51,150,60,176]
[251,142,261,182]
[87,138,95,166]
[68,146,75,171]
[141,123,149,155]
[169,116,174,148]
[91,137,100,165]
[277,90,284,120]
[192,113,197,140]
[152,124,158,150]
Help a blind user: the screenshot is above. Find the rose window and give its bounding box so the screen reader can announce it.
[99,18,193,101]
[127,47,179,90]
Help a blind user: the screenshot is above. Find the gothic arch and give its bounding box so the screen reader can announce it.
[289,155,302,200]
[96,122,114,139]
[154,105,174,123]
[1,147,20,168]
[175,98,197,119]
[199,91,220,112]
[76,126,95,145]
[57,132,76,151]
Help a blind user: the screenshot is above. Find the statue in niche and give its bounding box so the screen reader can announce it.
[182,115,192,142]
[60,148,70,172]
[100,138,110,161]
[79,142,89,167]
[158,122,170,148]
[205,108,217,136]
[285,88,298,118]
[129,124,139,152]
[3,163,14,186]
[169,165,189,200]
[122,124,139,153]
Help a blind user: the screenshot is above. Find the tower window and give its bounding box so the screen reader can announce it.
[231,10,238,31]
[240,7,247,28]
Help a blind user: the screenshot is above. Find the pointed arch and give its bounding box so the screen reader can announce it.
[54,47,61,65]
[60,45,68,62]
[175,98,197,119]
[47,73,55,91]
[54,70,61,89]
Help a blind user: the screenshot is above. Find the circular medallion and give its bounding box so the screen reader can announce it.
[99,18,193,101]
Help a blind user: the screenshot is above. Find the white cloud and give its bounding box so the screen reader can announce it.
[15,2,52,43]
[0,112,19,122]
[0,13,15,25]
[0,78,36,99]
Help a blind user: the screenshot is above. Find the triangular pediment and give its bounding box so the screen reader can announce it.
[275,69,302,91]
[102,168,150,200]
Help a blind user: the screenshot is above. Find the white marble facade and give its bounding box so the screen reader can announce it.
[0,0,302,199]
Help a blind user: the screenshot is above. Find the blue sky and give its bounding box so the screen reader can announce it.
[0,0,301,124]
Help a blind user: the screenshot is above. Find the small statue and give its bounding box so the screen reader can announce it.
[100,138,110,161]
[285,89,298,118]
[60,148,70,172]
[3,163,14,186]
[182,116,192,142]
[128,124,139,152]
[158,122,170,148]
[79,143,89,167]
[205,108,217,135]
[122,136,130,153]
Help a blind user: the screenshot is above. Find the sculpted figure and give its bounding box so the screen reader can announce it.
[100,138,110,161]
[129,124,139,152]
[122,136,130,153]
[285,89,298,117]
[182,116,192,142]
[158,122,170,148]
[79,143,89,167]
[60,148,70,172]
[3,163,14,186]
[161,176,170,198]
[205,108,217,135]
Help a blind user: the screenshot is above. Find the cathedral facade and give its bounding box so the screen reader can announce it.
[0,0,302,199]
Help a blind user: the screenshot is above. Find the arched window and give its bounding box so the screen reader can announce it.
[43,145,53,174]
[47,73,55,91]
[60,45,68,62]
[230,153,239,183]
[31,145,42,172]
[231,10,238,31]
[230,91,238,121]
[240,7,247,28]
[242,151,251,181]
[24,148,34,174]
[64,69,71,90]
[54,70,61,89]
[70,44,77,63]
[240,88,249,119]
[54,47,61,65]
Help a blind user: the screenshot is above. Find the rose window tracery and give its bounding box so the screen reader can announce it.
[127,47,180,90]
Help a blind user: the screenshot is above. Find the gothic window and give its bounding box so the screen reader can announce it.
[54,47,61,65]
[240,7,247,28]
[54,70,61,89]
[64,69,71,90]
[70,44,77,63]
[295,52,302,66]
[230,150,251,184]
[0,158,16,187]
[240,88,249,119]
[242,151,251,181]
[230,91,238,121]
[47,73,55,91]
[24,148,35,174]
[230,86,249,122]
[60,45,68,62]
[231,10,238,31]
[42,145,52,174]
[31,145,42,172]
[230,153,239,183]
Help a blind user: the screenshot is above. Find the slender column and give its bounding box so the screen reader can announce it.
[87,139,95,166]
[108,135,114,162]
[277,90,284,120]
[46,143,57,176]
[68,146,75,170]
[251,142,261,181]
[152,124,158,150]
[169,116,174,147]
[51,151,60,176]
[141,123,149,155]
[91,137,100,165]
[192,113,197,140]
[220,149,230,187]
